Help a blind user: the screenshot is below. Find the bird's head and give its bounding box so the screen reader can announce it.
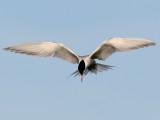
[78,60,85,80]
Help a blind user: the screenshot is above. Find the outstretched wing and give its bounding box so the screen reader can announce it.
[90,38,155,60]
[3,42,79,64]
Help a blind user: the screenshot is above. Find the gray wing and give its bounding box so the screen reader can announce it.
[90,38,155,60]
[3,42,79,64]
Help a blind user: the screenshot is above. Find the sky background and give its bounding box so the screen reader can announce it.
[0,0,160,120]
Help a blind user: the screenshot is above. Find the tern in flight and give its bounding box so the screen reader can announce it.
[3,38,155,81]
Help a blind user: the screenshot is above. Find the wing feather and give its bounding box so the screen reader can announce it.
[90,38,155,60]
[3,42,79,64]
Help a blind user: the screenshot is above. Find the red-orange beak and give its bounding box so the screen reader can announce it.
[80,75,83,82]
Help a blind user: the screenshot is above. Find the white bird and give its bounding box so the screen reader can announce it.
[3,38,155,81]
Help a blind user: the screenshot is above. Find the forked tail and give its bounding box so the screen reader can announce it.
[88,63,114,74]
[68,63,114,78]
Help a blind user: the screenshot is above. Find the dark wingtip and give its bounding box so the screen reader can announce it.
[3,47,15,52]
[152,42,156,46]
[3,47,8,51]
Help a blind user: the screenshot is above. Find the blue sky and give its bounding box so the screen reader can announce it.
[0,0,160,120]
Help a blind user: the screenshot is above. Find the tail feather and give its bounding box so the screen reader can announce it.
[68,63,114,78]
[67,70,79,78]
[97,63,113,71]
[89,63,114,74]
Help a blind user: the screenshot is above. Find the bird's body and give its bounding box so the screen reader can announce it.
[3,38,155,81]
